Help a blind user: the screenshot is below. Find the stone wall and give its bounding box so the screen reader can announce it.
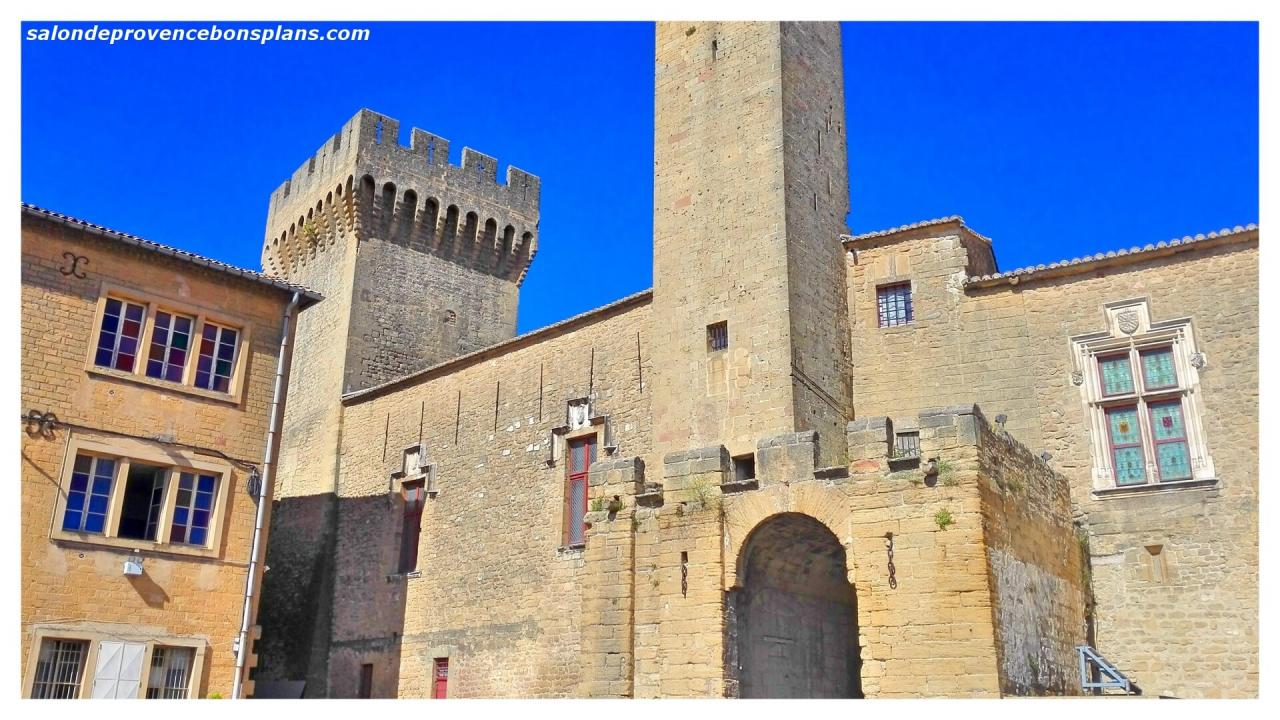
[20,213,300,697]
[330,293,652,697]
[975,412,1088,695]
[848,222,1258,697]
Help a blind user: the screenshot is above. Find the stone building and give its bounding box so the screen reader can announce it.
[254,21,1258,698]
[19,204,321,698]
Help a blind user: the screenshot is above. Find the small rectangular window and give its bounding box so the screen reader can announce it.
[732,454,755,482]
[399,480,426,573]
[893,432,921,459]
[169,472,218,546]
[1105,406,1146,486]
[31,638,88,699]
[145,311,195,383]
[1144,545,1168,583]
[358,663,373,699]
[1098,354,1135,396]
[145,646,194,699]
[876,283,913,327]
[1149,401,1192,482]
[117,464,167,541]
[707,321,728,352]
[194,323,239,393]
[564,435,597,546]
[432,658,448,699]
[62,454,115,534]
[1140,347,1178,390]
[95,298,147,372]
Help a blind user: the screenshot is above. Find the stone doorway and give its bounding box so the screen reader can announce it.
[728,513,862,698]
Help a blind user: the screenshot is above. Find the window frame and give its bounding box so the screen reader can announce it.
[48,432,233,559]
[1071,300,1215,495]
[24,624,206,700]
[84,284,252,404]
[562,430,598,549]
[876,281,914,328]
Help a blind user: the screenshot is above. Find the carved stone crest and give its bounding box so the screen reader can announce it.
[1117,310,1140,335]
[1070,370,1084,386]
[1189,352,1206,369]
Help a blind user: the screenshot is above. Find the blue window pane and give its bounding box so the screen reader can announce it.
[198,475,216,493]
[1107,407,1141,445]
[1113,446,1146,485]
[222,328,237,345]
[101,314,119,333]
[124,304,143,322]
[193,509,210,529]
[146,359,163,378]
[119,337,136,355]
[165,364,183,382]
[1150,402,1185,441]
[84,513,105,534]
[1141,348,1177,389]
[190,528,207,546]
[62,509,82,531]
[217,341,235,361]
[95,348,114,366]
[105,298,121,315]
[91,477,112,496]
[69,473,88,493]
[173,507,189,526]
[96,459,115,476]
[195,370,210,388]
[88,494,109,514]
[1157,442,1193,481]
[1099,356,1134,396]
[195,492,212,511]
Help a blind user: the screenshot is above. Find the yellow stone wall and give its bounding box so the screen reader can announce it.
[20,213,298,697]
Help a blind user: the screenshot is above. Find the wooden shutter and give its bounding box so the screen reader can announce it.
[91,641,145,698]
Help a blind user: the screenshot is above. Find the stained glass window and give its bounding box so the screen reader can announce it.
[169,472,217,546]
[94,298,146,372]
[145,311,194,383]
[1140,347,1178,390]
[1098,354,1134,396]
[194,323,239,393]
[1106,406,1146,485]
[62,455,115,534]
[1150,401,1192,482]
[565,435,596,546]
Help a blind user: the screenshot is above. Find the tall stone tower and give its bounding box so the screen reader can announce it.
[650,22,852,469]
[255,109,539,694]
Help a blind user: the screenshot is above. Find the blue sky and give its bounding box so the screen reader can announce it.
[22,21,1258,333]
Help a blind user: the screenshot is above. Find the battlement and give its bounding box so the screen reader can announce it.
[268,109,540,218]
[262,109,541,286]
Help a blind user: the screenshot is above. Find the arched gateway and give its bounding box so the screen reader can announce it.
[728,513,863,698]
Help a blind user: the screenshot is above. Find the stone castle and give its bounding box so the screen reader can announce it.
[253,21,1258,698]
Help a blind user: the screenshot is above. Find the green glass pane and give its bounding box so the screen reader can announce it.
[1142,348,1177,388]
[1157,441,1192,481]
[1099,356,1134,395]
[1150,403,1185,441]
[1113,446,1146,485]
[1107,407,1140,445]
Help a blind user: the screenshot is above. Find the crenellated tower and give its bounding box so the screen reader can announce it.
[255,110,539,695]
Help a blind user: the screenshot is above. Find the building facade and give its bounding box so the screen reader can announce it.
[249,21,1258,699]
[19,205,320,698]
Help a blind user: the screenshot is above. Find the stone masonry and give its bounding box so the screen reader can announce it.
[253,21,1257,699]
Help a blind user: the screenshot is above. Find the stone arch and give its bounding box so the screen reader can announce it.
[728,512,863,699]
[722,483,854,590]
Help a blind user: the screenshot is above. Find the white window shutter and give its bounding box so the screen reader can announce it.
[117,642,146,698]
[91,641,146,698]
[91,641,122,698]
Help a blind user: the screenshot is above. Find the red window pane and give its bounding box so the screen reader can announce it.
[432,658,448,699]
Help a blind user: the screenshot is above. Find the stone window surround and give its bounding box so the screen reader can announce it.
[1070,298,1216,497]
[83,282,254,406]
[559,426,599,550]
[23,622,208,699]
[48,431,234,559]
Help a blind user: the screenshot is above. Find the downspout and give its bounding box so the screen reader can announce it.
[232,291,301,699]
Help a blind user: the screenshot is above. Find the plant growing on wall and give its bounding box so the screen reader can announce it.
[934,508,955,530]
[590,496,604,512]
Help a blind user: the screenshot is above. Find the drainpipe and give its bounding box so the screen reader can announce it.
[232,291,300,699]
